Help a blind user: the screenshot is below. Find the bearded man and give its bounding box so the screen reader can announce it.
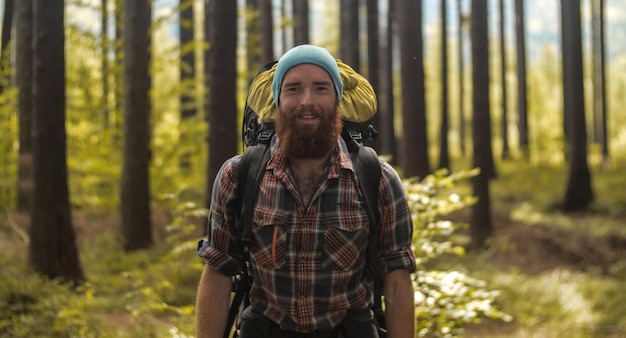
[195,45,416,338]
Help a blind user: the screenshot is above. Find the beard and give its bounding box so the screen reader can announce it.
[276,103,342,159]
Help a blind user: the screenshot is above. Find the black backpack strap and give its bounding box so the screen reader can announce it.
[238,144,271,243]
[350,143,385,329]
[224,144,271,338]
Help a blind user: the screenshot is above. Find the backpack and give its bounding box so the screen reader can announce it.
[225,61,385,338]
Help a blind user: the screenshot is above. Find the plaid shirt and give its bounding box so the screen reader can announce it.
[199,136,415,333]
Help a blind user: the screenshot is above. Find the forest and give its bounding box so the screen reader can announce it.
[1,0,625,337]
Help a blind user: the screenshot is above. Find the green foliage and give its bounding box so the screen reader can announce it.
[0,253,122,337]
[404,169,512,337]
[0,196,205,337]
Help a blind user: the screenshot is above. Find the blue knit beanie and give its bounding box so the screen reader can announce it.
[272,44,343,106]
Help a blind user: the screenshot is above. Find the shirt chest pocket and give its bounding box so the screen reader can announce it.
[250,212,289,269]
[321,200,370,272]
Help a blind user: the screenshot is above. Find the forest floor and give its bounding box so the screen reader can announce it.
[458,206,626,337]
[474,209,626,276]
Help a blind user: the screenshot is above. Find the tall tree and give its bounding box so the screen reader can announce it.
[397,0,430,179]
[0,0,13,93]
[113,0,124,139]
[281,0,289,53]
[180,0,196,119]
[203,0,210,121]
[514,0,528,159]
[591,0,608,162]
[378,0,397,162]
[121,0,153,251]
[470,0,494,248]
[245,0,261,84]
[340,0,360,71]
[259,0,275,64]
[15,0,34,212]
[499,0,509,159]
[178,0,196,173]
[560,0,593,211]
[457,0,467,156]
[292,0,309,45]
[439,0,450,170]
[366,0,380,129]
[205,0,237,212]
[101,0,110,126]
[29,0,84,283]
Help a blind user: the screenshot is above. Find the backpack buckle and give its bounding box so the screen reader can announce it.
[257,130,273,143]
[349,130,362,142]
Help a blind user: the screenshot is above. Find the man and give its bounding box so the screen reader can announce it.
[196,44,416,338]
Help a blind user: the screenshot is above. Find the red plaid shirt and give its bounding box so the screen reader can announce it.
[199,136,415,333]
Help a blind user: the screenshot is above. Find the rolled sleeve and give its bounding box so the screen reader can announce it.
[196,156,246,276]
[378,161,417,274]
[197,239,243,276]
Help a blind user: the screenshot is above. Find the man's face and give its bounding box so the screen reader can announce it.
[276,64,342,159]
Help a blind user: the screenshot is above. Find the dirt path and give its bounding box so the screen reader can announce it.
[484,212,626,275]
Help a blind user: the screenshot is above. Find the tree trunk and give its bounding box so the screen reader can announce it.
[378,0,398,164]
[378,0,396,163]
[366,0,379,129]
[281,0,289,53]
[514,0,528,159]
[16,0,34,212]
[178,0,197,173]
[470,0,494,248]
[0,0,13,93]
[180,0,196,119]
[101,0,110,126]
[292,0,309,45]
[560,0,572,160]
[113,0,124,141]
[29,0,85,283]
[439,0,450,170]
[340,0,360,71]
[560,0,594,212]
[396,0,430,180]
[121,0,153,251]
[591,0,608,162]
[205,0,238,212]
[457,0,466,157]
[245,0,261,85]
[259,0,275,64]
[499,0,509,160]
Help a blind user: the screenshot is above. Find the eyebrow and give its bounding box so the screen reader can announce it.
[282,80,333,87]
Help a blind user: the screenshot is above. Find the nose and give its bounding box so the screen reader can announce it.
[299,88,314,106]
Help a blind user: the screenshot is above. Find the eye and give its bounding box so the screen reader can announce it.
[283,84,300,93]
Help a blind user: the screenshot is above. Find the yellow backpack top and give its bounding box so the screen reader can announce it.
[246,59,377,124]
